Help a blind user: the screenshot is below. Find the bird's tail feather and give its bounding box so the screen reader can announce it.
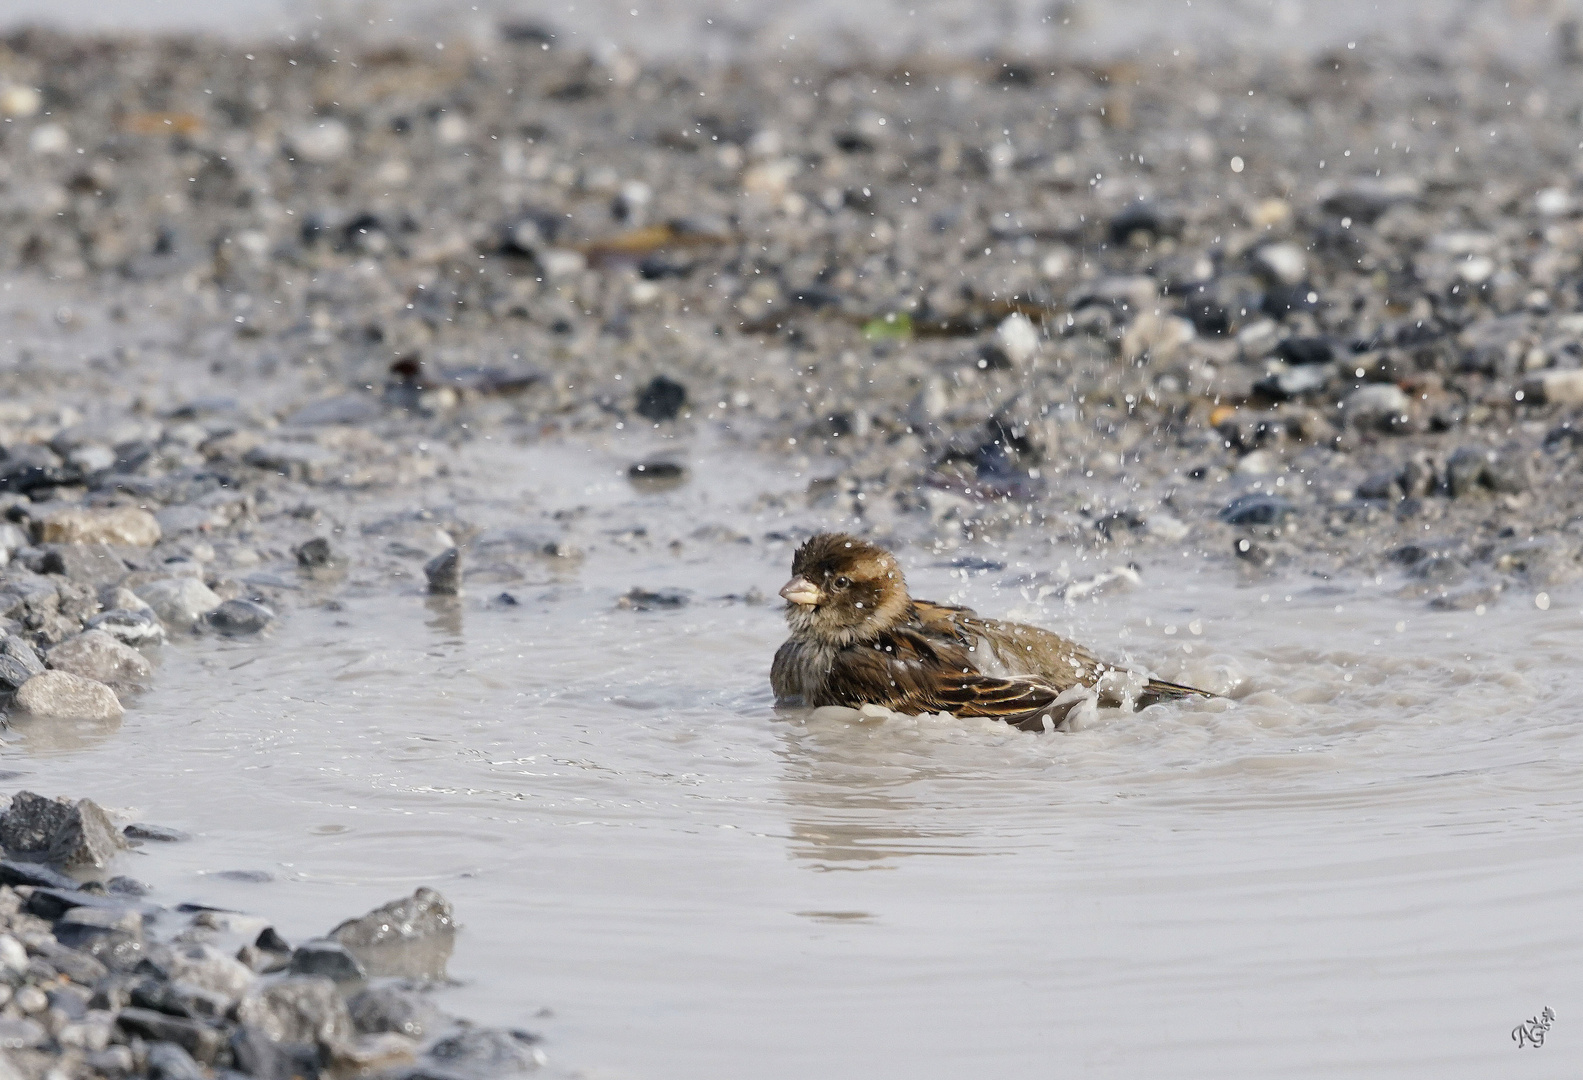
[1138,677,1216,707]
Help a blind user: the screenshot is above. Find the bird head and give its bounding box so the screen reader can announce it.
[779,532,910,644]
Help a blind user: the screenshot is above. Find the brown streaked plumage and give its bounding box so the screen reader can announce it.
[770,532,1211,732]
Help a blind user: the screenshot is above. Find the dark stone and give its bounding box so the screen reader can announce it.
[125,823,191,843]
[626,460,688,492]
[289,939,367,983]
[1218,494,1296,527]
[117,1008,226,1064]
[1108,201,1181,245]
[1261,282,1322,319]
[131,977,232,1022]
[207,599,275,635]
[1,634,44,677]
[1275,336,1339,365]
[1234,537,1276,567]
[0,858,79,890]
[1356,472,1401,501]
[148,1041,207,1080]
[635,375,687,421]
[25,885,144,920]
[1428,584,1503,611]
[54,908,144,971]
[349,985,444,1039]
[425,548,462,595]
[0,790,128,868]
[214,869,274,883]
[1410,556,1469,585]
[616,587,689,611]
[0,653,35,691]
[413,1027,542,1079]
[1444,447,1491,498]
[294,538,336,568]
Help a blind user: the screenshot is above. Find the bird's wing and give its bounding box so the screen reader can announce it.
[821,628,1064,727]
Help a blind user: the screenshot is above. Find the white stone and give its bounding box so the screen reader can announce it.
[15,671,123,721]
[996,313,1042,364]
[29,123,68,155]
[0,85,40,119]
[37,507,161,547]
[1252,242,1308,286]
[287,119,351,163]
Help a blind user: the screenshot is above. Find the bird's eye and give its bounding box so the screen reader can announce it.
[834,576,851,589]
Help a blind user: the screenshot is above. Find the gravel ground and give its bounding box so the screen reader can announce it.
[3,18,1583,1074]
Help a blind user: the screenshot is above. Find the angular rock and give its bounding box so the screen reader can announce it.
[134,578,222,629]
[236,975,353,1050]
[131,978,231,1022]
[0,791,128,867]
[36,507,161,547]
[330,887,456,978]
[0,858,79,890]
[47,629,152,685]
[206,599,275,635]
[148,942,257,1005]
[14,670,124,721]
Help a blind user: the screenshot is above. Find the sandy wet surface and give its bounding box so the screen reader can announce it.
[3,435,1579,1077]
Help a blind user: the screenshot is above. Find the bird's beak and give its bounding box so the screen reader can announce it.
[779,576,823,606]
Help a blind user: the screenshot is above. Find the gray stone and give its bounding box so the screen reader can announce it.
[0,790,128,867]
[286,395,380,427]
[131,978,231,1022]
[147,1041,206,1080]
[330,888,456,950]
[289,939,366,983]
[414,1027,542,1079]
[1445,447,1492,498]
[115,1008,225,1064]
[134,578,222,629]
[124,823,190,843]
[47,629,152,685]
[149,943,257,1005]
[330,887,457,978]
[31,938,109,984]
[1218,493,1296,527]
[86,607,168,645]
[1,634,45,676]
[236,975,353,1050]
[0,653,35,692]
[349,985,444,1039]
[1342,383,1411,429]
[244,442,339,482]
[0,1018,46,1050]
[1355,471,1400,501]
[425,548,462,595]
[15,670,124,721]
[0,858,78,890]
[294,537,335,567]
[617,587,689,610]
[206,599,274,635]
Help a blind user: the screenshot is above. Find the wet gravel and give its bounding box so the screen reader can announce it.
[3,16,1583,1074]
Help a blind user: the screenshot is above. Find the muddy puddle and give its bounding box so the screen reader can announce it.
[1,434,1578,1076]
